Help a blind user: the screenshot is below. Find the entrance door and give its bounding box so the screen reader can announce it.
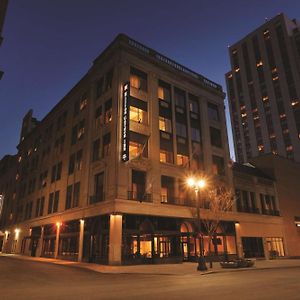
[31,239,38,257]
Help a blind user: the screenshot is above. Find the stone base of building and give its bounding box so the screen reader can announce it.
[1,213,288,265]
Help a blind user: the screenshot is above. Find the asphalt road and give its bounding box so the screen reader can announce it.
[1,256,300,300]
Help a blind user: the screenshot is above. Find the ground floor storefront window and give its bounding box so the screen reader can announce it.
[266,237,285,258]
[42,224,57,257]
[43,237,55,257]
[122,215,182,264]
[82,215,109,264]
[181,221,237,262]
[58,220,80,260]
[123,234,181,263]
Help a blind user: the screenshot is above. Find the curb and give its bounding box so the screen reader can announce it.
[1,254,300,276]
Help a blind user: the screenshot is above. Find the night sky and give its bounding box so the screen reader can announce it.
[1,0,300,160]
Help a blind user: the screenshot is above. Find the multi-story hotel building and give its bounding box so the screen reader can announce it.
[0,34,288,264]
[0,0,8,79]
[226,13,300,163]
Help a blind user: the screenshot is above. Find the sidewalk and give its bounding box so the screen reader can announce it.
[1,253,300,275]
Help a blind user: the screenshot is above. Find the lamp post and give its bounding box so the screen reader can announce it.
[187,177,208,271]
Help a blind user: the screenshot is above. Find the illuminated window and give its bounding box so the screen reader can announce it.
[104,99,112,124]
[176,154,189,166]
[77,120,85,140]
[160,150,173,163]
[161,187,168,203]
[130,74,140,89]
[271,67,277,73]
[262,96,269,102]
[291,100,299,106]
[159,117,172,133]
[140,240,152,257]
[235,67,240,72]
[256,61,263,67]
[130,106,147,124]
[130,67,147,91]
[279,113,286,119]
[129,141,144,159]
[258,145,264,152]
[80,94,88,111]
[158,80,171,102]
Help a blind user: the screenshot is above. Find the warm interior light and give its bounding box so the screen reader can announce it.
[56,222,61,228]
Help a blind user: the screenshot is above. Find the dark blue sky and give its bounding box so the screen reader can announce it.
[1,0,300,159]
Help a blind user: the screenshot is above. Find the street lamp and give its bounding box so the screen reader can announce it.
[187,176,208,271]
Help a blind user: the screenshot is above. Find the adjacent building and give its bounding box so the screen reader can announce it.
[226,13,300,163]
[250,154,300,257]
[232,162,284,259]
[0,34,289,264]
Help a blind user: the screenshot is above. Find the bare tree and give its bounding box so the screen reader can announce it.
[201,185,235,266]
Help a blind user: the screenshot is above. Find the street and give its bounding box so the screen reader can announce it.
[1,257,300,300]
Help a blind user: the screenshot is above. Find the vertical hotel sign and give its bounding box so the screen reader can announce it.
[121,82,130,162]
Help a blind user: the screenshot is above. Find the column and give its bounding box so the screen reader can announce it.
[78,219,85,262]
[1,231,8,252]
[54,223,61,259]
[108,214,122,265]
[235,222,243,258]
[263,238,270,260]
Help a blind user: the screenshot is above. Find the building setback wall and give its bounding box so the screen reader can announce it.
[251,155,300,257]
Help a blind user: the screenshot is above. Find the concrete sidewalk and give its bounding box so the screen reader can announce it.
[1,253,300,275]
